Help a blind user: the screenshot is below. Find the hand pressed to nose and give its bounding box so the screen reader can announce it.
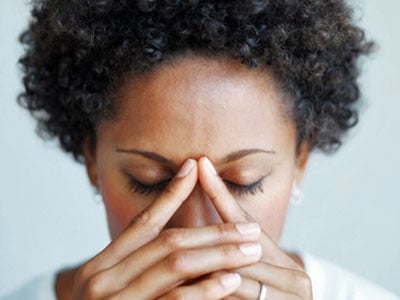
[72,159,263,300]
[198,157,313,300]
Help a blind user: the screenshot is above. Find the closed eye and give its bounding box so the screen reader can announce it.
[127,177,170,196]
[223,178,265,196]
[126,175,265,197]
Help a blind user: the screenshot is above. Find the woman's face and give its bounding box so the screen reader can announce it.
[84,56,308,242]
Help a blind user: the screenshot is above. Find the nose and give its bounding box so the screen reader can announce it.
[167,183,223,228]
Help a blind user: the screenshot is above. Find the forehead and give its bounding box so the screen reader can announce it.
[100,56,296,161]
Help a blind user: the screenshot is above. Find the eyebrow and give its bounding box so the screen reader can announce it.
[115,147,276,167]
[116,148,176,168]
[219,149,276,164]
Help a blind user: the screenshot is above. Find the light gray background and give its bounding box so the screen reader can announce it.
[1,0,399,297]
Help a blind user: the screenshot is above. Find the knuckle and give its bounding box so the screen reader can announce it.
[75,263,94,285]
[130,209,151,226]
[220,244,238,260]
[130,209,162,234]
[166,289,190,300]
[160,228,184,250]
[290,270,312,296]
[83,273,106,299]
[216,223,234,239]
[165,251,189,275]
[298,271,312,289]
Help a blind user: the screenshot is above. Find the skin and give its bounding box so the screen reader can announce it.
[57,56,312,299]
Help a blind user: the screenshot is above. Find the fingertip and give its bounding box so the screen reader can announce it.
[220,273,241,290]
[176,158,196,178]
[199,156,217,176]
[198,157,219,199]
[198,156,220,193]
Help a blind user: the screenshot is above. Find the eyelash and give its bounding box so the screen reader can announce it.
[224,179,264,196]
[128,178,170,196]
[127,177,264,197]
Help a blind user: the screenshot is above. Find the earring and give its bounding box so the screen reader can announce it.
[290,181,304,207]
[93,187,103,204]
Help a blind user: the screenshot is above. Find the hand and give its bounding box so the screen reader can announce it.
[72,159,262,300]
[198,157,313,300]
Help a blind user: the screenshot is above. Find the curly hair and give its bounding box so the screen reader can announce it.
[18,0,373,162]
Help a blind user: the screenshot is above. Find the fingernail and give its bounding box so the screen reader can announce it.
[239,243,262,256]
[202,157,217,175]
[236,223,260,236]
[176,159,194,178]
[220,273,241,289]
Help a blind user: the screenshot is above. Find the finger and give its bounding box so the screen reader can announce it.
[90,222,261,295]
[232,275,301,300]
[198,157,263,224]
[158,273,241,300]
[232,261,312,299]
[198,156,297,268]
[198,156,252,222]
[77,160,198,280]
[109,243,262,299]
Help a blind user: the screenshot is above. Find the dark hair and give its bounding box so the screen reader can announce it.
[18,0,373,162]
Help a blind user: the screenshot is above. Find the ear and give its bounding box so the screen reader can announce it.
[294,141,310,184]
[82,137,98,188]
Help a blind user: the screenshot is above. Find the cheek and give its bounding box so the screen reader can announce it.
[242,181,292,243]
[100,180,144,239]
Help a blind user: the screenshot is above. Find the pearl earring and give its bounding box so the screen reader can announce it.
[93,187,103,204]
[290,181,304,206]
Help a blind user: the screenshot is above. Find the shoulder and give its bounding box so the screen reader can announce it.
[1,271,57,300]
[301,252,400,300]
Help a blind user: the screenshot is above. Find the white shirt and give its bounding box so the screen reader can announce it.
[301,253,400,300]
[2,253,399,299]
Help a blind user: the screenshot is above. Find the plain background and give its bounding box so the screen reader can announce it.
[1,0,399,297]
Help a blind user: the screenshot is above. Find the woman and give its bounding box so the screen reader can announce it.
[6,0,399,299]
